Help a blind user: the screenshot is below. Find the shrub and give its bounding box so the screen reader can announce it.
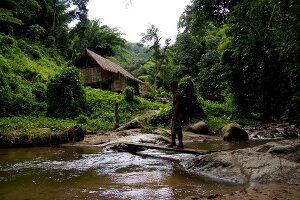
[0,86,13,116]
[10,89,36,114]
[143,92,155,101]
[178,75,204,119]
[148,105,172,127]
[0,60,38,116]
[77,115,88,124]
[20,68,39,81]
[27,25,45,42]
[201,93,238,118]
[0,35,15,46]
[32,82,47,102]
[17,40,42,60]
[124,86,135,102]
[47,67,86,119]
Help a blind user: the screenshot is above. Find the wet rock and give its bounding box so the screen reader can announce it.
[50,133,60,147]
[232,148,300,184]
[184,151,248,184]
[187,121,210,135]
[114,134,170,145]
[106,143,145,153]
[115,118,142,131]
[60,125,85,143]
[104,134,170,152]
[245,123,300,139]
[184,140,300,185]
[283,127,299,139]
[255,140,300,162]
[222,123,249,141]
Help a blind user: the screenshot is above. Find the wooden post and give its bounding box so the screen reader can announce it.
[115,102,120,129]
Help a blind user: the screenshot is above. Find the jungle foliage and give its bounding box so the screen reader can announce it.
[174,0,300,121]
[47,67,86,119]
[0,0,299,138]
[0,33,163,138]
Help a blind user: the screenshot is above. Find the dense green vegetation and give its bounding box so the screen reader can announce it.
[0,33,163,146]
[174,0,300,121]
[0,0,299,147]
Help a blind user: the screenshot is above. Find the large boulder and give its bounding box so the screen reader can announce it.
[50,133,60,147]
[183,140,300,185]
[187,121,210,135]
[115,118,142,131]
[222,123,249,141]
[255,140,300,162]
[60,125,85,143]
[105,134,170,152]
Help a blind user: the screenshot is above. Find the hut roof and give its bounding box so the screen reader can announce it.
[84,49,143,83]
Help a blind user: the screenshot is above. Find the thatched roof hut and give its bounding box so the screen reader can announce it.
[74,49,146,94]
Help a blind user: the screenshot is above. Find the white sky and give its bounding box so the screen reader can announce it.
[87,0,191,43]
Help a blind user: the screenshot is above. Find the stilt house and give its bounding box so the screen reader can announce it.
[74,49,146,94]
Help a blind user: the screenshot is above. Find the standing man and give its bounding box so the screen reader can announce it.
[167,81,184,149]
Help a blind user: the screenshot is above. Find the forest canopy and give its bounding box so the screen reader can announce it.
[0,0,299,122]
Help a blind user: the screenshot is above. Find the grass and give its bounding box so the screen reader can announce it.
[0,116,77,136]
[84,88,163,130]
[0,34,165,147]
[0,116,78,147]
[0,89,164,147]
[0,33,253,146]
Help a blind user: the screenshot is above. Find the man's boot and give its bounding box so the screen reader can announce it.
[166,134,176,147]
[176,132,184,149]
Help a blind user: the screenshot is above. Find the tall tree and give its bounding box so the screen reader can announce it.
[0,8,22,25]
[70,19,126,58]
[222,0,300,119]
[141,25,170,90]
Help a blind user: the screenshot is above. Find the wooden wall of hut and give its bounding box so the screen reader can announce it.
[80,68,101,85]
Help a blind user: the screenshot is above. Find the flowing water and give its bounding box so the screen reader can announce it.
[0,140,273,200]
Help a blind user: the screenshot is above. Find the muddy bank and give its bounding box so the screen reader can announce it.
[0,125,85,148]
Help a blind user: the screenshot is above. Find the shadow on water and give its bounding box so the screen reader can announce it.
[0,139,275,200]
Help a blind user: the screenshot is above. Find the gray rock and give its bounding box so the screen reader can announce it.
[183,140,300,185]
[187,121,210,135]
[255,140,300,162]
[232,147,300,184]
[116,118,142,131]
[105,134,170,152]
[50,133,60,147]
[222,123,249,141]
[60,125,85,143]
[184,151,248,184]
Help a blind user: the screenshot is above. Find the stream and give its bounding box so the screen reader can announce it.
[0,140,275,200]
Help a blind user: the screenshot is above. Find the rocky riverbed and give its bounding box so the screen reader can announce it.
[244,122,300,139]
[76,122,300,200]
[182,139,300,199]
